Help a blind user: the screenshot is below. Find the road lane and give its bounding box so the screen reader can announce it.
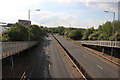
[48,35,73,78]
[27,35,73,79]
[54,34,119,78]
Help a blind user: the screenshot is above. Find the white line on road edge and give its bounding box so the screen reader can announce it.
[65,53,87,80]
[97,65,103,69]
[20,61,31,80]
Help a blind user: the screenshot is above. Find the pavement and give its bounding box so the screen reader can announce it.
[27,34,73,79]
[54,34,119,79]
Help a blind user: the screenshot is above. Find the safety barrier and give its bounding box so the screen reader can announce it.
[2,41,39,59]
[76,41,120,48]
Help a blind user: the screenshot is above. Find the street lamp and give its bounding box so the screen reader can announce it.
[28,9,40,42]
[28,9,40,52]
[28,9,40,21]
[104,10,115,60]
[104,10,115,35]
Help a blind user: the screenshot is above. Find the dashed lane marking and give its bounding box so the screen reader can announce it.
[49,64,51,68]
[97,65,103,69]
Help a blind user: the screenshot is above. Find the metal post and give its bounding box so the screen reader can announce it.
[104,11,115,60]
[11,56,14,78]
[102,47,104,55]
[28,10,30,55]
[111,12,115,60]
[28,10,30,21]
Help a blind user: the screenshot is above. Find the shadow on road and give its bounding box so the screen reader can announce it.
[2,37,55,79]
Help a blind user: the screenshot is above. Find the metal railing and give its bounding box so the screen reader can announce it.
[2,41,39,59]
[76,41,120,48]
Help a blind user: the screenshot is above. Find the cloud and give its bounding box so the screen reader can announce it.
[86,0,119,2]
[79,19,106,28]
[1,0,118,28]
[86,2,118,12]
[31,11,80,27]
[0,0,42,23]
[54,0,119,3]
[31,11,106,29]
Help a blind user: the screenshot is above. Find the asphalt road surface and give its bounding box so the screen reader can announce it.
[54,34,119,79]
[27,34,73,79]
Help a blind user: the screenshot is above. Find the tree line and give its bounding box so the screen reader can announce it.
[1,21,120,41]
[48,21,120,41]
[1,23,47,41]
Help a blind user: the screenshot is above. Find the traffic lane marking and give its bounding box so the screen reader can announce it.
[97,64,103,69]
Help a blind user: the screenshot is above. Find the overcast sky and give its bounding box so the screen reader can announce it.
[0,0,119,28]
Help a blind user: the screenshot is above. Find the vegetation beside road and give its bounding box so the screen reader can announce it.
[2,23,47,41]
[48,21,120,41]
[1,21,120,41]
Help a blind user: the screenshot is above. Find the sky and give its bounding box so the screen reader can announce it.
[0,0,119,29]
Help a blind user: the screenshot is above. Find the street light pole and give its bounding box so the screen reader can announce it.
[113,12,115,37]
[28,10,30,21]
[28,9,40,21]
[104,10,115,60]
[28,9,40,49]
[104,11,115,36]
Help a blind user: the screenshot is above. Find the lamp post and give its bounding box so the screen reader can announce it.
[104,11,115,37]
[28,9,40,49]
[28,9,40,21]
[104,10,115,60]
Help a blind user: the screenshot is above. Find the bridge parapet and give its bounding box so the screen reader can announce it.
[1,41,39,59]
[76,41,120,48]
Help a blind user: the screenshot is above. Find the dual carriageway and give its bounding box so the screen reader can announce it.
[2,34,120,79]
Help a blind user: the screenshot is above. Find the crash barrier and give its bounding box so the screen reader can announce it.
[2,41,39,59]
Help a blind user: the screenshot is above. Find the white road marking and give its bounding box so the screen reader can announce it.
[97,65,103,69]
[49,64,51,68]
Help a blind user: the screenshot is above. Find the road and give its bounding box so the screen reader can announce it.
[27,34,73,79]
[54,34,119,78]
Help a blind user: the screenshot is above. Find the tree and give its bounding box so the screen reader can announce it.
[88,31,100,40]
[67,29,82,40]
[57,26,65,35]
[2,23,29,41]
[82,27,94,40]
[2,23,47,41]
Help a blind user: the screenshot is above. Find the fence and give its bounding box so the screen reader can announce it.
[76,41,120,48]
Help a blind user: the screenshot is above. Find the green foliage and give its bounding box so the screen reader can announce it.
[47,27,58,33]
[82,27,94,40]
[57,26,65,35]
[88,31,99,40]
[87,21,120,41]
[67,29,82,40]
[45,21,120,41]
[2,23,47,41]
[2,23,28,41]
[48,26,83,40]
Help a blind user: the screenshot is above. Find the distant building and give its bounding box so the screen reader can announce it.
[18,20,31,25]
[7,23,14,27]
